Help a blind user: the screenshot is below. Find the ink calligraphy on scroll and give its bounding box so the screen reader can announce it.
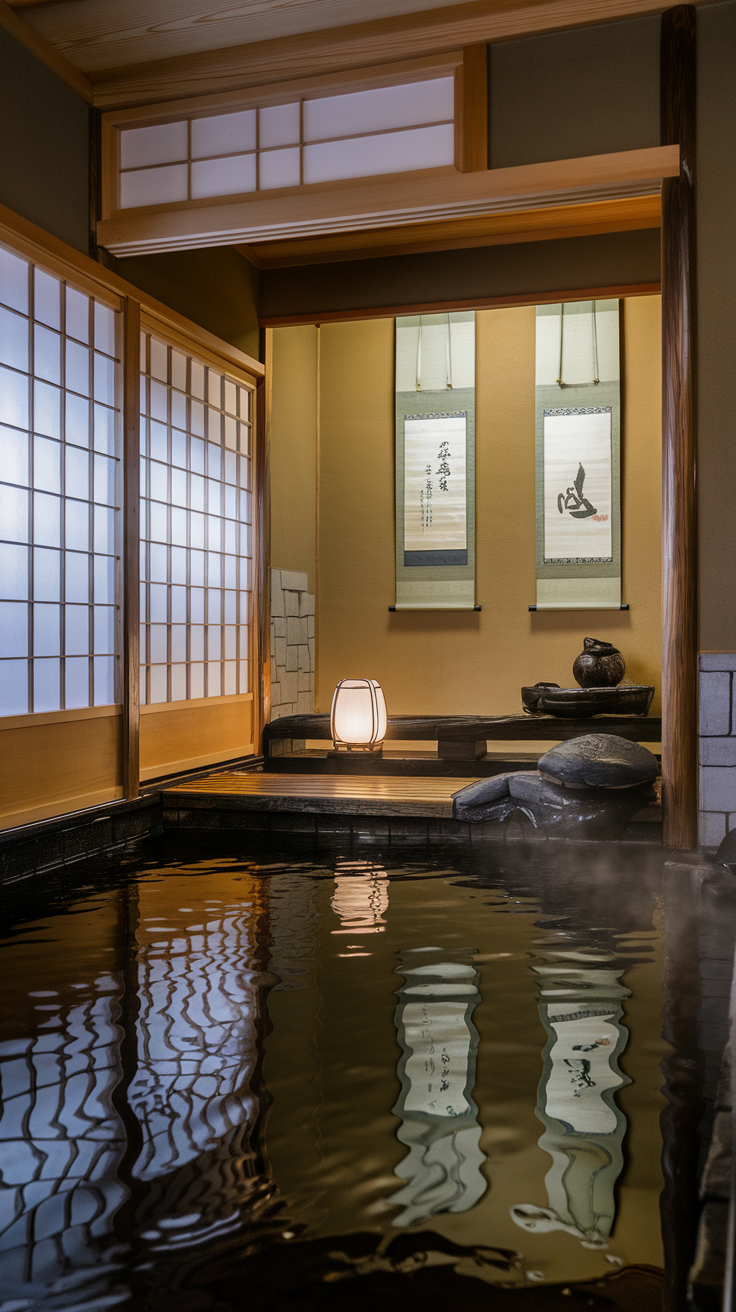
[404,414,467,553]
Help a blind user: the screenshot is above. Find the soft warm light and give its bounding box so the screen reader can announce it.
[330,679,387,751]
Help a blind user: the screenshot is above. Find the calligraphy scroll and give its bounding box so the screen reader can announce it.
[535,301,621,608]
[395,312,475,609]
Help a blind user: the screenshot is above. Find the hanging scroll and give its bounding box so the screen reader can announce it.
[535,300,621,609]
[395,312,475,609]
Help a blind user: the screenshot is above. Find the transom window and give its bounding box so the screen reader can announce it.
[139,332,252,705]
[118,77,455,209]
[0,245,121,716]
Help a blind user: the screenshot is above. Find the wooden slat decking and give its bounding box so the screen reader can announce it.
[164,772,478,818]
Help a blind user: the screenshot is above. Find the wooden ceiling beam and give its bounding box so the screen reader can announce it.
[243,193,661,268]
[98,144,677,258]
[88,0,712,110]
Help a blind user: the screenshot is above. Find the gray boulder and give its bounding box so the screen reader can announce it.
[453,767,654,839]
[507,772,651,838]
[538,733,658,790]
[717,828,736,868]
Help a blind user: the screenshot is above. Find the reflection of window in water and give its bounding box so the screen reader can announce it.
[0,976,128,1305]
[128,895,268,1251]
[511,960,631,1251]
[390,954,487,1227]
[330,864,390,935]
[0,885,271,1306]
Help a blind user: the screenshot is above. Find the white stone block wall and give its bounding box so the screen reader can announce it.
[699,653,736,846]
[270,568,315,721]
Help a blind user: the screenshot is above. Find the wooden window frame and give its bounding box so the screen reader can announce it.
[99,51,486,224]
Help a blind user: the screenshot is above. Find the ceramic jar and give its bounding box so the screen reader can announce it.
[572,637,625,688]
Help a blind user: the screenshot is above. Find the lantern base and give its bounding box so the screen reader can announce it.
[327,746,384,768]
[327,745,385,755]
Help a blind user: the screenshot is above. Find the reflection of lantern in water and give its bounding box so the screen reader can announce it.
[389,955,487,1228]
[511,959,630,1251]
[330,865,389,935]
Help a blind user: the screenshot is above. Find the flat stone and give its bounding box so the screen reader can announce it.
[453,773,512,819]
[538,733,658,790]
[280,570,308,593]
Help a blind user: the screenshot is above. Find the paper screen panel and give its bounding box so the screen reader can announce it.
[0,246,122,715]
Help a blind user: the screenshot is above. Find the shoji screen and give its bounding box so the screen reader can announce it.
[138,328,255,779]
[0,241,124,829]
[0,246,121,716]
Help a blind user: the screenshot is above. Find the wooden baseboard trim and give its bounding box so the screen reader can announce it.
[140,746,255,781]
[0,786,125,833]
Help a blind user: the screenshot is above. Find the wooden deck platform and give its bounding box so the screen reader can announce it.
[160,769,661,844]
[163,772,474,818]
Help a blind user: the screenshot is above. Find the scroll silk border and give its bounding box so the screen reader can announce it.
[395,312,476,610]
[535,300,621,610]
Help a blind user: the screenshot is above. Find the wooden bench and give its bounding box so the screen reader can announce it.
[263,713,662,777]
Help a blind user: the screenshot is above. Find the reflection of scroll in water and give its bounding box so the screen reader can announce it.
[330,869,389,936]
[512,963,631,1251]
[389,957,487,1227]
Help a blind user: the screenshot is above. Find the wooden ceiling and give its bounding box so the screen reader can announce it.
[0,0,715,109]
[0,0,686,266]
[6,0,473,72]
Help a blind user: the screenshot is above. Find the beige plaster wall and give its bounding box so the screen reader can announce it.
[270,324,319,593]
[273,297,661,717]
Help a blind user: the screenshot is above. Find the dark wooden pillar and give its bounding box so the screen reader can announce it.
[122,297,141,799]
[661,5,697,849]
[253,327,272,755]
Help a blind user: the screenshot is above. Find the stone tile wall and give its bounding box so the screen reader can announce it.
[700,653,736,846]
[270,568,315,722]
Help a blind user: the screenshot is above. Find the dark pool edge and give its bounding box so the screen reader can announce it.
[0,755,267,886]
[0,794,164,886]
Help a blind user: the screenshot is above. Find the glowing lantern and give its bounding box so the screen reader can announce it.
[330,679,387,751]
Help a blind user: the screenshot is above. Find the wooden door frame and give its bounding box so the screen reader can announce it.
[259,3,699,848]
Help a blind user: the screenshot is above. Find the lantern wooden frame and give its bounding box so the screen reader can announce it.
[330,679,388,752]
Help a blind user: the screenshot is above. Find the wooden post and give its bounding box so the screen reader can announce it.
[661,5,697,849]
[122,297,141,799]
[455,44,489,173]
[253,327,272,755]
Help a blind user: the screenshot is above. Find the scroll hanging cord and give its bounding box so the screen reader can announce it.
[556,300,600,387]
[415,315,454,390]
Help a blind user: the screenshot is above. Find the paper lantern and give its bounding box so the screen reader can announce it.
[330,679,387,751]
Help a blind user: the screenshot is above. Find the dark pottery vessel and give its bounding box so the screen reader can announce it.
[573,637,625,688]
